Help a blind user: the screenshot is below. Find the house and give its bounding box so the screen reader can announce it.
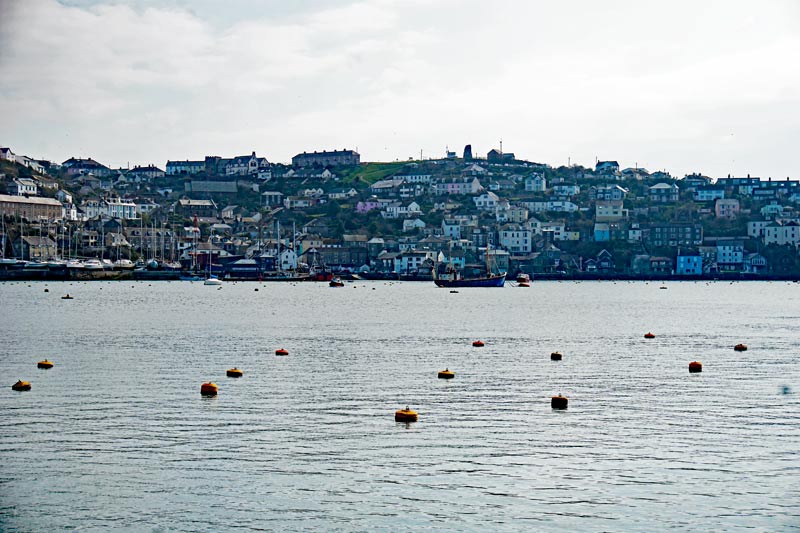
[0,147,16,163]
[595,200,628,221]
[292,149,360,168]
[647,223,703,247]
[284,196,320,210]
[525,174,546,192]
[0,194,63,221]
[715,198,740,219]
[327,188,358,200]
[552,184,580,197]
[432,177,483,195]
[716,240,744,271]
[14,235,57,260]
[694,186,725,202]
[220,205,239,220]
[127,165,165,180]
[681,173,712,191]
[403,218,426,232]
[442,219,461,239]
[715,175,761,196]
[650,256,672,274]
[55,190,73,204]
[225,152,270,176]
[473,192,500,211]
[9,178,38,197]
[591,184,628,201]
[166,160,206,176]
[369,178,405,195]
[594,223,610,242]
[760,202,785,219]
[676,253,703,276]
[744,253,768,274]
[487,149,515,163]
[545,201,579,213]
[395,174,432,184]
[262,191,284,207]
[762,220,800,245]
[103,197,138,219]
[382,201,421,219]
[355,197,384,214]
[394,250,436,274]
[62,157,112,177]
[596,161,620,174]
[175,198,218,218]
[648,183,680,203]
[499,224,533,254]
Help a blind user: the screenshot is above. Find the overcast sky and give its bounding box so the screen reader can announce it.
[1,0,799,178]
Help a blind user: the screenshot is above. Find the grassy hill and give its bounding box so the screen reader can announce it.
[339,162,407,186]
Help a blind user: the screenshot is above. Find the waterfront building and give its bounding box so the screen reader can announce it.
[14,235,56,260]
[647,223,703,247]
[676,253,703,276]
[0,194,63,221]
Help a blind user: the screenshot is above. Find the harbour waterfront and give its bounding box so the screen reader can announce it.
[1,281,799,531]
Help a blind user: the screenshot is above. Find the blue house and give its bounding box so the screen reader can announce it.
[676,254,703,275]
[594,223,610,242]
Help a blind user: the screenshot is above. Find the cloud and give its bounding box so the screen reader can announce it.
[1,0,799,178]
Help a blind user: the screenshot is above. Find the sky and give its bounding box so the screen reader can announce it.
[1,0,800,178]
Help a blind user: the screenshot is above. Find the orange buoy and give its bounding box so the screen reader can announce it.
[395,406,418,422]
[12,380,31,391]
[689,361,702,373]
[472,340,485,347]
[200,382,218,396]
[644,332,655,339]
[438,369,455,379]
[275,348,289,356]
[37,360,54,369]
[734,343,748,352]
[550,351,562,361]
[226,368,243,378]
[551,394,568,409]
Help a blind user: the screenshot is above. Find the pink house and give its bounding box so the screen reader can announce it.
[356,198,382,214]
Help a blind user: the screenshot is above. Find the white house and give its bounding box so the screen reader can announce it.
[441,219,461,239]
[552,184,580,197]
[403,218,427,232]
[694,186,725,202]
[763,220,800,245]
[716,241,744,271]
[0,147,16,163]
[648,183,680,203]
[499,224,533,254]
[473,192,500,211]
[9,178,38,196]
[525,174,546,192]
[382,201,421,219]
[394,250,435,274]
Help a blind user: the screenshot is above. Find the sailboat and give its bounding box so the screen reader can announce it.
[433,243,506,288]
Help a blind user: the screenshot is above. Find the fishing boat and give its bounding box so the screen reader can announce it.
[329,276,344,287]
[517,273,531,287]
[434,244,506,288]
[204,275,223,286]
